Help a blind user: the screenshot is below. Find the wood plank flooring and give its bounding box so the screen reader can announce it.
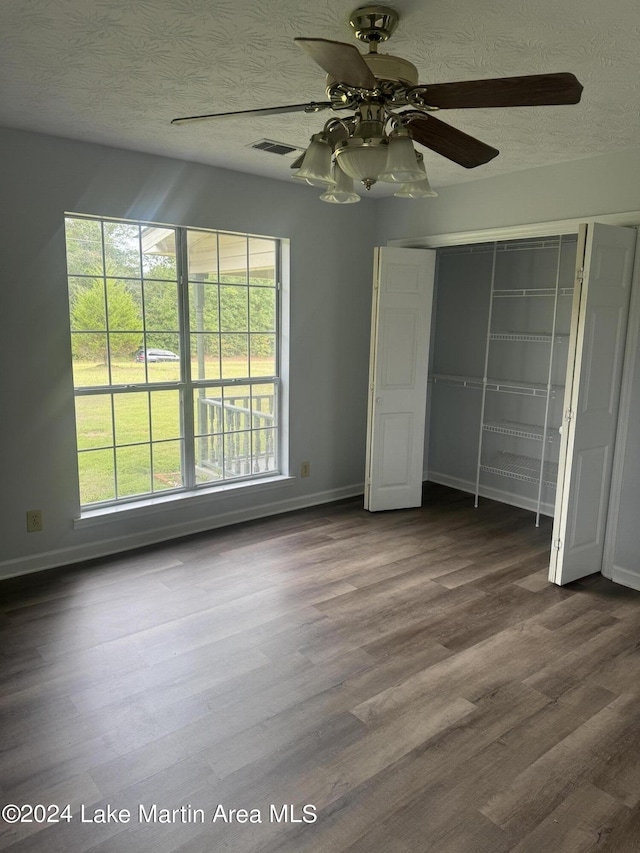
[2,483,640,852]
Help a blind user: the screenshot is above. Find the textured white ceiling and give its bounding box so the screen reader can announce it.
[2,0,639,197]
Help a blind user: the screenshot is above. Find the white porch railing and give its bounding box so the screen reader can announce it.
[196,394,276,478]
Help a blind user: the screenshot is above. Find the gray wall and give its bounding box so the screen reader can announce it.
[0,127,377,578]
[375,147,640,245]
[2,126,638,582]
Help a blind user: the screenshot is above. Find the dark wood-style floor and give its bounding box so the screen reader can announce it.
[2,483,640,852]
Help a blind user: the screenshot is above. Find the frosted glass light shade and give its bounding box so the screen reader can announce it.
[393,153,438,197]
[320,165,360,204]
[320,188,361,204]
[393,176,438,198]
[294,136,334,187]
[335,138,389,185]
[379,133,426,183]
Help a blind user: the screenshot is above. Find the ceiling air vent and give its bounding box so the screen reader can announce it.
[248,139,303,157]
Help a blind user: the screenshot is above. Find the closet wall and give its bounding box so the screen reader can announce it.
[427,235,577,520]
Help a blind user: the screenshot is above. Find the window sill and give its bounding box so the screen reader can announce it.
[73,475,296,529]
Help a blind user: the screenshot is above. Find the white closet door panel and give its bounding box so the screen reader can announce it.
[365,247,436,511]
[549,223,636,585]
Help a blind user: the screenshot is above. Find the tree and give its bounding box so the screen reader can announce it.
[143,280,179,350]
[71,280,140,361]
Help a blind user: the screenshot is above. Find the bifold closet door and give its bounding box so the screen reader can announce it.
[549,223,636,585]
[365,247,436,511]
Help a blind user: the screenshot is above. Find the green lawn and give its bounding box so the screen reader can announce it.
[74,357,275,504]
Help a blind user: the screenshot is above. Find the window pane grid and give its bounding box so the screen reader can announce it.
[66,217,280,508]
[78,440,185,504]
[78,437,182,452]
[193,383,277,483]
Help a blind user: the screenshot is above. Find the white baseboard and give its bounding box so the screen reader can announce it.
[426,471,555,517]
[426,472,475,495]
[0,483,365,581]
[611,564,640,592]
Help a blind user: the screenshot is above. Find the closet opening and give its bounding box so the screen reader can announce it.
[427,234,578,526]
[369,224,636,585]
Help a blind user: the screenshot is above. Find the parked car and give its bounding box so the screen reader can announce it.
[135,348,180,363]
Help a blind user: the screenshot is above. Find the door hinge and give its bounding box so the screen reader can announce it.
[564,408,574,422]
[576,267,584,283]
[554,538,562,550]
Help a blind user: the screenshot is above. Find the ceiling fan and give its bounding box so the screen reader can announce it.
[171,5,583,199]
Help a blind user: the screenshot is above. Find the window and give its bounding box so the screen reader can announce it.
[65,216,281,507]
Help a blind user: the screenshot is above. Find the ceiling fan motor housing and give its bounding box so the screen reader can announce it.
[324,51,419,98]
[362,53,419,86]
[325,7,418,94]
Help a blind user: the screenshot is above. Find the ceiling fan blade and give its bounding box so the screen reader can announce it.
[290,153,305,169]
[420,72,583,109]
[405,114,499,168]
[295,38,377,89]
[171,102,333,125]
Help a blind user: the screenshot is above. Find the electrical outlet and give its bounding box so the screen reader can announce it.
[301,461,311,478]
[26,509,43,533]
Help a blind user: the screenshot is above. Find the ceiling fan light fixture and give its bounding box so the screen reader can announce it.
[394,176,438,199]
[392,152,438,197]
[293,133,334,187]
[378,128,426,183]
[319,188,361,204]
[320,164,361,203]
[334,136,389,189]
[393,180,438,198]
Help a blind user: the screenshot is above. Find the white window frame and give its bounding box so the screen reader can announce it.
[65,214,285,510]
